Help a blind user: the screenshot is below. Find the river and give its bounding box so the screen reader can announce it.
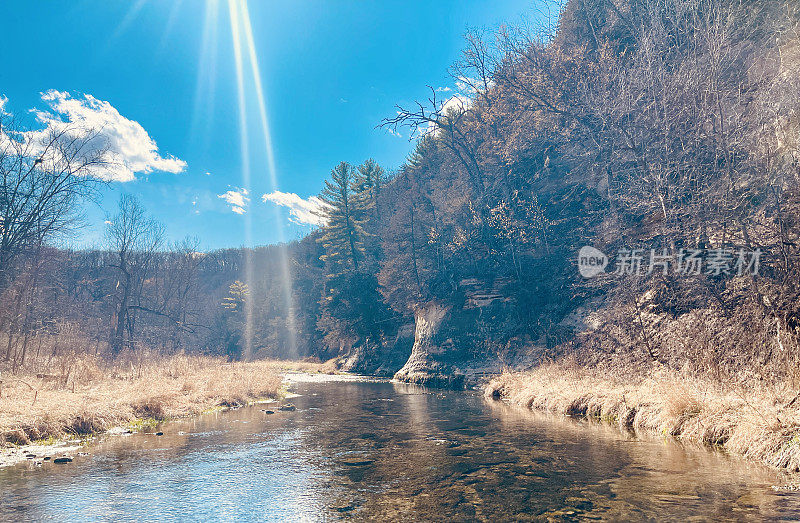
[1,375,799,521]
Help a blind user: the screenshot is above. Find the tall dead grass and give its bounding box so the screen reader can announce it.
[0,353,306,446]
[486,359,800,472]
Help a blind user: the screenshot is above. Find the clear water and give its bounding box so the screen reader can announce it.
[2,377,799,521]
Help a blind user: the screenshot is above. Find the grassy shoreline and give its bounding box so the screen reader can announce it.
[10,353,795,476]
[0,355,332,466]
[485,361,800,473]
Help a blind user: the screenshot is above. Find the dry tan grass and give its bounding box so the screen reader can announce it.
[0,354,327,446]
[486,359,800,472]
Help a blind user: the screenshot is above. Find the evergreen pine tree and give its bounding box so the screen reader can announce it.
[315,161,393,349]
[354,158,385,221]
[316,162,367,274]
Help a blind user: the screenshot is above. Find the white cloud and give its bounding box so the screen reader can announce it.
[424,94,473,137]
[455,76,479,95]
[0,95,9,117]
[2,90,186,182]
[442,93,472,114]
[262,191,327,227]
[454,75,493,96]
[218,187,249,215]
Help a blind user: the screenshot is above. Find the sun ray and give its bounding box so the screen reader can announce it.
[227,0,254,360]
[190,0,220,148]
[110,0,149,41]
[156,0,186,58]
[237,0,298,357]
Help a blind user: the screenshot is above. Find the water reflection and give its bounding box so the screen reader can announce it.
[1,379,798,521]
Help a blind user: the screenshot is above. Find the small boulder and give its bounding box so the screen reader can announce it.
[278,404,296,412]
[53,457,73,464]
[340,458,374,467]
[331,502,356,513]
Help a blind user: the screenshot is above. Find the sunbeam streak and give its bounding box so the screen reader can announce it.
[111,0,148,41]
[237,0,298,357]
[190,0,220,149]
[227,0,254,360]
[156,0,185,57]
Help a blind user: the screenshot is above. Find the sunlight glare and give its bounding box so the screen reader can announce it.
[156,0,186,57]
[227,0,255,360]
[237,0,299,357]
[111,0,149,41]
[190,0,220,148]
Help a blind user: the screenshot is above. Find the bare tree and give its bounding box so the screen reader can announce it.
[148,236,208,349]
[0,117,104,289]
[381,86,486,197]
[105,194,164,355]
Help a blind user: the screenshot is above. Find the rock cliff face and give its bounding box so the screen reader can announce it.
[337,324,415,377]
[393,303,467,389]
[336,278,522,388]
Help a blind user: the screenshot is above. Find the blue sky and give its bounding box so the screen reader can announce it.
[1,0,538,250]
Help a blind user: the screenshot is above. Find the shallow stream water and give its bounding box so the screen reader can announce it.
[2,376,799,521]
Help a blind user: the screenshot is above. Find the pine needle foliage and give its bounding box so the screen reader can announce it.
[316,162,368,275]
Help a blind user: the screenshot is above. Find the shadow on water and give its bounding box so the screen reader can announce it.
[1,378,799,521]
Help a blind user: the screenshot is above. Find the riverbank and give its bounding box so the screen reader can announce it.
[0,354,333,466]
[486,360,800,473]
[6,377,793,520]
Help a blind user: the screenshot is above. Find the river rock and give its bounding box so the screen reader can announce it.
[340,458,374,467]
[332,503,356,513]
[278,404,296,411]
[53,457,73,464]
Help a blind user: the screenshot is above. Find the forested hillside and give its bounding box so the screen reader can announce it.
[3,0,800,391]
[311,0,800,386]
